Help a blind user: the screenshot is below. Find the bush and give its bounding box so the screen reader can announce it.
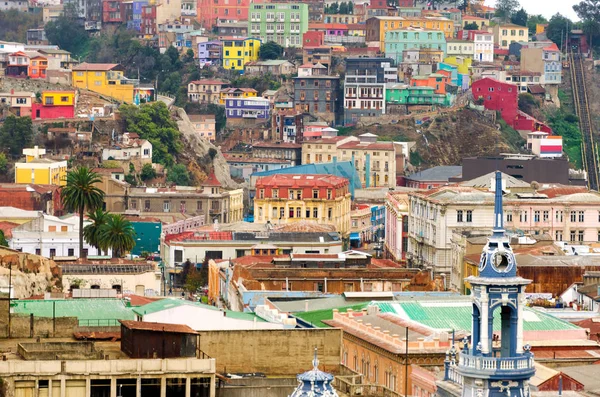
[140,163,156,181]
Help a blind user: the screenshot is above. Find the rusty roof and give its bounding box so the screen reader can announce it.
[255,174,350,189]
[119,320,198,334]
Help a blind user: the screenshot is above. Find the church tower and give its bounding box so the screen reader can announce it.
[452,171,535,397]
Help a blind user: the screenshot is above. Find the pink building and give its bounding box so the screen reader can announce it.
[384,191,409,263]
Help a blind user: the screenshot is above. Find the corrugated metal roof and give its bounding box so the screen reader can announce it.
[407,166,463,182]
[119,320,198,334]
[133,298,266,322]
[12,299,135,325]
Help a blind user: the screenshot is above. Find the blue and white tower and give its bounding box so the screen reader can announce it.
[452,171,535,397]
[289,348,339,397]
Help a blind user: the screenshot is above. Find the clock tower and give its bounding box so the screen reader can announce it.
[449,171,535,397]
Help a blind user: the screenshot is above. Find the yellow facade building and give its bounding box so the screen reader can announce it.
[41,90,76,106]
[15,147,67,186]
[221,37,261,71]
[253,174,352,237]
[218,87,258,105]
[493,23,528,48]
[366,16,454,51]
[71,63,135,103]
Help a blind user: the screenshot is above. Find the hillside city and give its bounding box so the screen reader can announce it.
[2,0,600,396]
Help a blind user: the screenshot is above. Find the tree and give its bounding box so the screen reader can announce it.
[495,0,520,21]
[574,0,600,44]
[464,22,480,30]
[167,164,191,186]
[98,214,136,258]
[140,163,157,181]
[44,14,89,55]
[259,41,284,60]
[0,10,42,43]
[0,230,8,247]
[339,2,348,14]
[61,167,105,258]
[119,102,182,166]
[348,2,353,14]
[184,265,207,294]
[518,93,538,114]
[0,153,8,174]
[546,13,573,50]
[511,7,528,27]
[83,208,110,255]
[0,116,33,158]
[527,14,548,36]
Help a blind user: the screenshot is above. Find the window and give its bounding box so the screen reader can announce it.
[144,200,150,211]
[570,211,577,222]
[578,230,584,242]
[296,207,302,218]
[543,211,549,222]
[306,208,311,218]
[534,211,540,222]
[519,211,528,222]
[49,226,56,232]
[579,211,585,222]
[313,208,318,218]
[327,189,332,200]
[272,207,278,218]
[466,210,472,223]
[457,210,463,222]
[570,230,576,242]
[289,207,295,218]
[68,248,74,256]
[259,189,265,199]
[197,201,202,211]
[258,207,263,219]
[163,201,170,212]
[49,248,56,257]
[313,189,319,199]
[296,190,302,200]
[328,208,332,220]
[506,212,512,222]
[556,231,563,241]
[556,210,563,222]
[273,189,279,198]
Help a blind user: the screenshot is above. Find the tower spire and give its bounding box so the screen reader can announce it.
[312,347,319,370]
[493,170,504,237]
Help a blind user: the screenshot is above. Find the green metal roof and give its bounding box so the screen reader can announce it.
[294,302,370,328]
[12,299,135,326]
[132,298,266,322]
[297,300,580,332]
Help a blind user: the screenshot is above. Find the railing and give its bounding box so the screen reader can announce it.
[78,318,121,327]
[334,374,402,397]
[459,353,534,373]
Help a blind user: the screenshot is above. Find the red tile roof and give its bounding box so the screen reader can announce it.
[255,174,350,189]
[543,43,560,52]
[538,186,588,198]
[123,294,164,307]
[202,170,221,187]
[119,320,198,334]
[338,141,394,150]
[252,141,302,149]
[72,62,121,71]
[370,259,405,268]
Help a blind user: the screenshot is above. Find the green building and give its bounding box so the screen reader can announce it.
[386,84,454,107]
[248,3,309,48]
[131,220,162,256]
[384,27,446,63]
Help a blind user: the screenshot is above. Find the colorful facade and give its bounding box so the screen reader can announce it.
[493,23,528,48]
[197,0,250,30]
[249,3,308,48]
[219,87,257,105]
[386,84,454,107]
[410,73,450,95]
[253,174,352,236]
[384,28,446,63]
[366,16,455,51]
[221,37,260,71]
[15,148,67,187]
[198,40,222,67]
[28,56,48,79]
[71,63,135,103]
[472,77,518,126]
[225,97,270,119]
[32,91,76,120]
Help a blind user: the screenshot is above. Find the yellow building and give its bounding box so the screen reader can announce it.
[443,56,472,75]
[493,23,528,48]
[71,63,135,103]
[366,16,454,51]
[253,174,352,237]
[15,147,67,186]
[536,24,548,35]
[41,90,76,106]
[218,87,258,105]
[221,37,261,71]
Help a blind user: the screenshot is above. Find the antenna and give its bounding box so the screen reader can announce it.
[492,171,504,237]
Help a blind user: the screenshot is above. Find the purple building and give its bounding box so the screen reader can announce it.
[226,97,271,119]
[198,41,222,67]
[127,0,147,32]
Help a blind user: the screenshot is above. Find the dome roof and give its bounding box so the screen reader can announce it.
[289,349,339,397]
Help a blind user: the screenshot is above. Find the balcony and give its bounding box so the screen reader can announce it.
[458,352,535,378]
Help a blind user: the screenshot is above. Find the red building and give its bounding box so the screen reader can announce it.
[31,91,76,120]
[141,5,156,37]
[102,0,125,23]
[197,0,250,30]
[472,77,518,126]
[0,184,62,215]
[302,31,324,48]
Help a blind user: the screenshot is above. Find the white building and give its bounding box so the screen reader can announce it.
[102,133,153,162]
[446,39,474,58]
[473,31,494,63]
[10,213,111,258]
[384,191,409,263]
[132,298,284,330]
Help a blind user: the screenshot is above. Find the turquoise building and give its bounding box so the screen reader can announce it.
[384,28,446,63]
[248,3,309,48]
[386,84,454,107]
[131,220,162,256]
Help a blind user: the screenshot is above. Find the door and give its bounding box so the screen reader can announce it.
[15,381,34,397]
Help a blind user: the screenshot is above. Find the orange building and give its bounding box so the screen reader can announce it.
[29,55,48,79]
[409,73,450,95]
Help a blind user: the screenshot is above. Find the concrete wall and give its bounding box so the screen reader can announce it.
[198,329,342,375]
[217,378,297,397]
[0,313,78,338]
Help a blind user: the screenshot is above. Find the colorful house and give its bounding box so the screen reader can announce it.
[197,0,251,30]
[28,55,48,79]
[365,16,455,51]
[409,73,450,95]
[493,23,528,49]
[0,90,35,117]
[249,3,309,48]
[15,147,67,187]
[219,87,258,105]
[6,51,29,78]
[384,28,446,63]
[386,84,454,107]
[71,63,135,103]
[31,91,76,120]
[221,37,261,71]
[225,97,270,120]
[472,77,518,126]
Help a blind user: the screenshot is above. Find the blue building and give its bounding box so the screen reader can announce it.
[384,28,446,63]
[225,97,271,120]
[128,0,147,32]
[290,349,339,397]
[198,40,222,67]
[370,205,385,242]
[443,172,535,397]
[130,220,162,256]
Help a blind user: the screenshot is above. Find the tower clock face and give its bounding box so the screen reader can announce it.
[492,251,510,272]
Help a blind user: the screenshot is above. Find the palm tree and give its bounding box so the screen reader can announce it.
[99,214,136,258]
[61,167,105,258]
[83,208,109,255]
